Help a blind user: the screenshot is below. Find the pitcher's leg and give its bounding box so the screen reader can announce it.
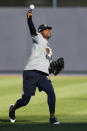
[47,86,56,115]
[9,95,31,123]
[10,95,31,112]
[9,70,37,123]
[38,76,56,116]
[38,75,60,124]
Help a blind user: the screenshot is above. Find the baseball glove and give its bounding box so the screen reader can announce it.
[49,57,64,75]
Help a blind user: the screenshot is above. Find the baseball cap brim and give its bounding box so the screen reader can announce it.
[38,26,52,32]
[47,27,52,30]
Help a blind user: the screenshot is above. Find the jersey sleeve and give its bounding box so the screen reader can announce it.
[27,18,37,36]
[31,32,42,44]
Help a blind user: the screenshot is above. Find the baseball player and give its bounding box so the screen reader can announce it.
[9,10,64,124]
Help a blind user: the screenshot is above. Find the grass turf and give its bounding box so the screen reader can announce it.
[0,75,87,130]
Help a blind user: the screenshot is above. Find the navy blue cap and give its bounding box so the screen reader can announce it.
[38,24,52,32]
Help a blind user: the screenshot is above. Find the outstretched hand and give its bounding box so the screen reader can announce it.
[27,10,32,19]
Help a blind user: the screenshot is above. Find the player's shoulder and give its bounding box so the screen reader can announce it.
[32,32,43,41]
[32,32,39,38]
[31,32,40,44]
[37,32,42,37]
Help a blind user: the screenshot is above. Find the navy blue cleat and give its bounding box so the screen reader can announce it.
[50,117,60,124]
[9,104,15,123]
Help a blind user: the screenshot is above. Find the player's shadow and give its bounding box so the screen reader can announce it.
[0,119,29,123]
[0,122,87,131]
[0,119,9,122]
[0,115,87,131]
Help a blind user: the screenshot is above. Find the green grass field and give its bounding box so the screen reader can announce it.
[0,75,87,131]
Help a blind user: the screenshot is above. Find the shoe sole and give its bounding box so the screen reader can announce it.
[53,121,60,125]
[9,117,15,123]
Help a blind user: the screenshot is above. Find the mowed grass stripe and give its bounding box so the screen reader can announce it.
[55,82,87,98]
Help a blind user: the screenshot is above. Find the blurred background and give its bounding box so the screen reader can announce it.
[0,0,87,74]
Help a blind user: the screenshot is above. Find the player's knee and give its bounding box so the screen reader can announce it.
[22,99,29,106]
[47,88,56,106]
[21,97,29,106]
[47,88,55,101]
[17,95,31,107]
[48,87,55,96]
[22,95,31,106]
[16,98,28,107]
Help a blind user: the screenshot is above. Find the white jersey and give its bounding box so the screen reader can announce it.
[24,33,52,74]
